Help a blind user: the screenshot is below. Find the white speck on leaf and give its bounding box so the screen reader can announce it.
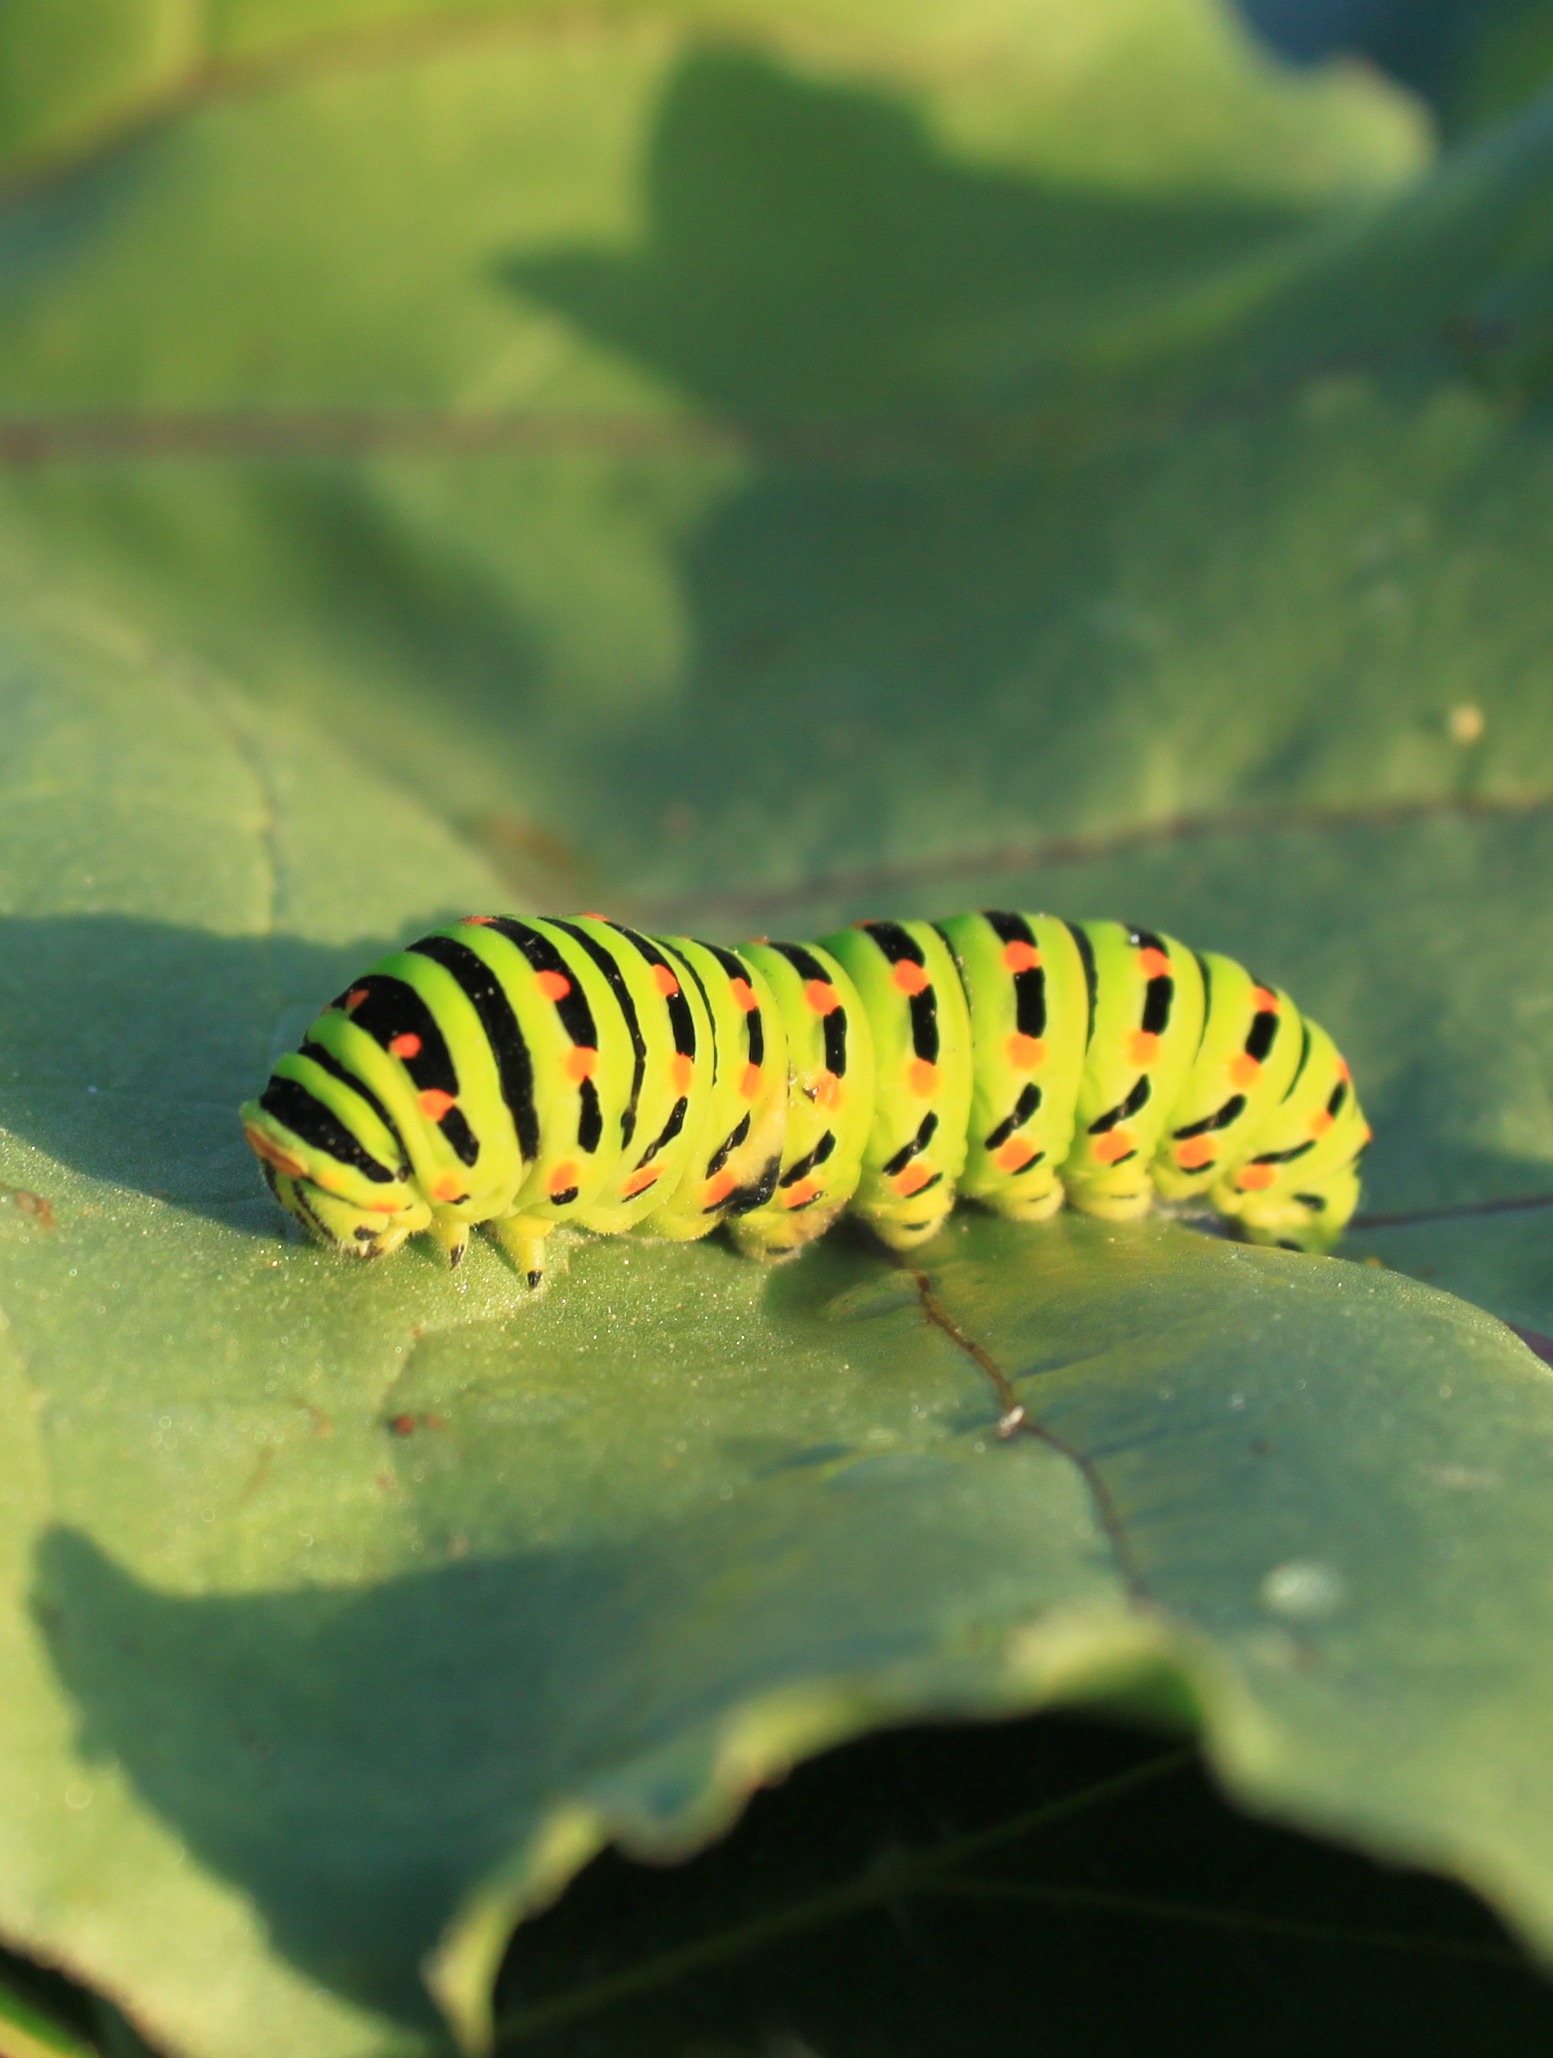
[1428,1463,1500,1492]
[1261,1559,1346,1619]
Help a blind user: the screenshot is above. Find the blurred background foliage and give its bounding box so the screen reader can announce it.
[1245,0,1553,138]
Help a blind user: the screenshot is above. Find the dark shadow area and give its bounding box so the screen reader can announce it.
[35,1526,584,2033]
[1237,0,1553,135]
[0,913,423,1222]
[0,123,153,299]
[1241,0,1484,67]
[0,1936,105,2051]
[495,1707,1548,2058]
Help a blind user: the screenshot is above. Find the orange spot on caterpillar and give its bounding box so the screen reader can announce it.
[1138,947,1171,979]
[1091,1130,1135,1164]
[740,1062,762,1099]
[994,1139,1037,1173]
[894,1162,935,1196]
[1338,1058,1352,1081]
[670,1052,696,1094]
[418,1089,456,1122]
[535,969,571,1002]
[805,979,840,1015]
[622,1165,659,1198]
[366,1197,403,1214]
[431,1173,465,1203]
[345,988,368,1011]
[388,1032,422,1059]
[782,1177,822,1209]
[315,1164,345,1192]
[1007,1033,1045,1069]
[1128,1030,1161,1066]
[1230,1053,1262,1087]
[463,915,496,926]
[652,964,680,998]
[244,1126,307,1178]
[1310,1108,1334,1135]
[1002,940,1041,973]
[1175,1136,1215,1170]
[548,1160,580,1198]
[704,1169,737,1206]
[580,911,608,920]
[812,1069,841,1108]
[908,1059,938,1096]
[1237,1164,1277,1190]
[892,959,930,995]
[1252,987,1279,1012]
[729,978,757,1012]
[565,1045,598,1082]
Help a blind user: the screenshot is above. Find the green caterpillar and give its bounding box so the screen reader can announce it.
[242,912,1369,1289]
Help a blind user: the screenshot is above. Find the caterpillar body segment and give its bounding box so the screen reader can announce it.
[638,936,787,1238]
[1061,923,1207,1223]
[242,910,1369,1289]
[941,912,1088,1224]
[725,940,875,1256]
[823,920,971,1252]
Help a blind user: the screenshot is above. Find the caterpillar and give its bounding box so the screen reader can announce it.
[241,912,1369,1290]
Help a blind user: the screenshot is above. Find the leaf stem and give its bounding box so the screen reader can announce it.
[925,1876,1523,1967]
[901,1260,1151,1602]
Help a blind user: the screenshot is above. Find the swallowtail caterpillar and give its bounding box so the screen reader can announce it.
[242,912,1368,1290]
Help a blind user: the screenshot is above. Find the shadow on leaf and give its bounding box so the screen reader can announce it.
[31,1464,1045,2033]
[507,46,1303,423]
[483,46,1325,878]
[0,914,422,1221]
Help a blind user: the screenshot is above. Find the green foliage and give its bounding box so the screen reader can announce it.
[0,3,1550,2054]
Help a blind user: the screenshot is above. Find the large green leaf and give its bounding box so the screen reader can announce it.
[0,606,1551,2058]
[0,3,1552,2055]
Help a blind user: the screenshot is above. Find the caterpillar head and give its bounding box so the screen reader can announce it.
[241,1107,430,1259]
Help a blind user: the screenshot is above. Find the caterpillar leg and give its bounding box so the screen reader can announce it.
[427,1215,470,1269]
[1065,1185,1155,1224]
[726,1202,847,1261]
[865,1210,951,1253]
[486,1214,558,1291]
[981,1177,1067,1225]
